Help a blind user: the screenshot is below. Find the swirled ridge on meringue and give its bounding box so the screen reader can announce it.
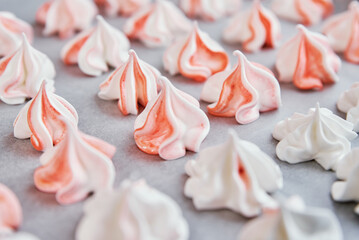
[124,0,192,48]
[34,118,116,205]
[180,0,241,21]
[163,22,229,82]
[0,12,33,57]
[76,179,189,240]
[36,0,97,39]
[271,0,333,26]
[323,1,359,64]
[223,0,281,52]
[98,49,159,115]
[201,50,281,125]
[134,76,210,160]
[61,15,130,76]
[185,130,282,217]
[13,81,78,152]
[275,25,341,90]
[0,34,55,105]
[95,0,149,16]
[337,82,359,132]
[273,103,357,171]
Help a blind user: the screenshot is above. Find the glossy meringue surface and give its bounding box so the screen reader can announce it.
[337,82,359,132]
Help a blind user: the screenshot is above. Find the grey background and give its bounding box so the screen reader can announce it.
[0,0,358,239]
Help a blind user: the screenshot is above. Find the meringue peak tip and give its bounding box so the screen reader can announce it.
[128,49,137,57]
[233,50,245,59]
[296,24,307,33]
[96,15,106,24]
[21,32,30,44]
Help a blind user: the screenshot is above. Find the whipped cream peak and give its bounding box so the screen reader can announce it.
[185,129,282,217]
[275,24,341,90]
[98,49,159,115]
[34,118,116,205]
[163,22,229,82]
[61,15,130,76]
[273,103,357,170]
[124,0,192,48]
[95,0,150,16]
[238,195,343,240]
[134,76,210,160]
[201,50,281,124]
[0,12,33,57]
[337,83,359,132]
[36,0,97,39]
[0,34,55,105]
[223,1,281,52]
[76,179,189,240]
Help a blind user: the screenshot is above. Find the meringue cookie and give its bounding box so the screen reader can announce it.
[61,15,130,76]
[271,0,333,26]
[163,23,229,82]
[34,118,116,205]
[322,1,359,64]
[13,81,78,152]
[0,34,55,105]
[180,0,241,21]
[238,195,343,240]
[134,76,210,160]
[275,25,341,90]
[95,0,149,16]
[98,50,159,115]
[201,50,281,125]
[124,0,192,48]
[337,82,359,132]
[223,1,281,52]
[185,130,282,217]
[0,12,33,57]
[273,103,357,171]
[76,179,189,240]
[36,0,97,39]
[0,183,22,235]
[332,148,359,215]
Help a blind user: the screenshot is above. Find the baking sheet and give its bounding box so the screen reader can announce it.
[0,0,358,239]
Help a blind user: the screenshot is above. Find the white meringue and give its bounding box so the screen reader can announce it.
[273,103,357,171]
[223,1,281,52]
[134,76,210,160]
[34,118,116,205]
[337,82,359,132]
[76,179,189,240]
[184,130,282,217]
[332,148,359,215]
[322,1,359,64]
[61,15,130,76]
[163,22,229,82]
[0,34,55,105]
[0,12,33,57]
[13,81,78,152]
[275,25,341,90]
[124,0,192,48]
[180,0,241,21]
[238,195,343,240]
[201,50,281,125]
[271,0,333,26]
[95,0,150,16]
[36,0,97,39]
[98,49,159,115]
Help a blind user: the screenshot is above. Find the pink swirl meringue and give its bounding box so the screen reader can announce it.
[124,0,192,48]
[98,50,159,115]
[323,1,359,64]
[36,0,97,39]
[223,1,281,52]
[0,12,33,57]
[271,0,333,26]
[0,34,55,105]
[0,183,22,234]
[179,0,241,21]
[163,23,229,82]
[134,76,210,160]
[95,0,150,16]
[13,81,78,152]
[61,15,130,76]
[34,118,116,205]
[275,25,341,90]
[201,51,281,124]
